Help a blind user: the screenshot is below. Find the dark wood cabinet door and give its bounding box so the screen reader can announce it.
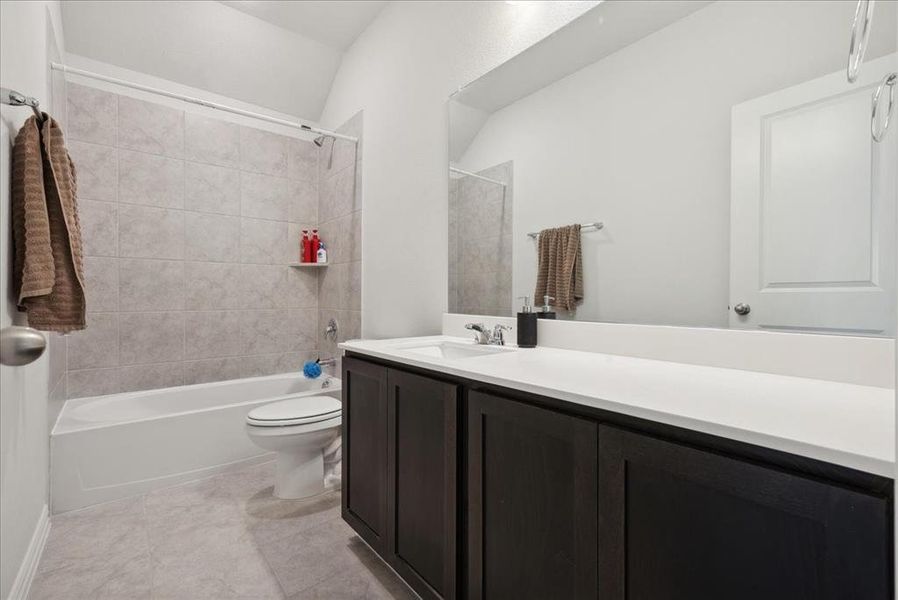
[467,391,598,600]
[598,425,891,600]
[342,356,389,552]
[386,369,458,600]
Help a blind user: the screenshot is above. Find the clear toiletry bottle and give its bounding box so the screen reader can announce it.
[517,296,537,348]
[537,295,556,320]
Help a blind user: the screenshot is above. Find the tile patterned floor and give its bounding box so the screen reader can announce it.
[29,462,417,599]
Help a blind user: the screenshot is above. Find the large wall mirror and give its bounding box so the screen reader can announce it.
[448,0,897,337]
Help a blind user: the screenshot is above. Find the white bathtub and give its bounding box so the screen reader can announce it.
[51,373,341,513]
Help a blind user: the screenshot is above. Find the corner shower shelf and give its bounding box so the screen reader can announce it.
[289,262,329,268]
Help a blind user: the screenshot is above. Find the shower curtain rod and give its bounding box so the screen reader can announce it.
[49,62,358,144]
[449,166,507,187]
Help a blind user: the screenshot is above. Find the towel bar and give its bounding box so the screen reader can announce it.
[1,87,42,120]
[527,221,604,238]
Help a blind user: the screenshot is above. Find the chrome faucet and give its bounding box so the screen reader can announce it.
[465,323,512,346]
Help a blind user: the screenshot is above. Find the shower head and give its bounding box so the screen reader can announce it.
[315,134,336,169]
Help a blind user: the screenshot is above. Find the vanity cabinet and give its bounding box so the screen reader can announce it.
[342,357,459,600]
[467,390,597,600]
[597,425,891,600]
[342,356,389,552]
[342,355,893,599]
[386,369,459,600]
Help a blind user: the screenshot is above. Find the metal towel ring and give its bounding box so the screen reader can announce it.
[872,72,896,142]
[847,0,875,83]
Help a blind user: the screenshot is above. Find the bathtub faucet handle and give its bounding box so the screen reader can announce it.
[324,319,338,342]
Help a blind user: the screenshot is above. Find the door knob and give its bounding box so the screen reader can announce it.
[733,303,751,316]
[0,326,47,366]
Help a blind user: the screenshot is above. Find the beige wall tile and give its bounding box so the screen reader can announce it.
[182,356,244,385]
[288,179,317,223]
[117,96,184,158]
[120,312,185,365]
[66,368,120,399]
[318,172,337,223]
[67,83,117,146]
[119,259,184,311]
[66,313,119,370]
[64,91,341,393]
[184,311,243,359]
[185,162,240,215]
[349,211,362,262]
[185,261,244,310]
[241,309,290,355]
[331,163,357,219]
[185,113,239,167]
[287,138,318,182]
[241,172,289,221]
[119,363,185,393]
[119,204,185,259]
[240,217,287,264]
[119,150,184,209]
[286,309,318,351]
[185,212,240,262]
[79,200,117,257]
[69,141,117,201]
[240,264,284,309]
[83,256,119,313]
[239,126,288,177]
[285,269,318,309]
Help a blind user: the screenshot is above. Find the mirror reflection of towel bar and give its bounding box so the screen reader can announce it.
[527,221,604,239]
[872,72,896,142]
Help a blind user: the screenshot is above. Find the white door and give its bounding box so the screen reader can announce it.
[730,54,898,336]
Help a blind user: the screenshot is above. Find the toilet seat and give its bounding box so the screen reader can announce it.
[246,395,342,427]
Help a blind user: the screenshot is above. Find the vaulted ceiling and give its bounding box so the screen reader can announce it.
[61,1,388,119]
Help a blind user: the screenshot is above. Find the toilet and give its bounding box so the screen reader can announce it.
[245,395,342,499]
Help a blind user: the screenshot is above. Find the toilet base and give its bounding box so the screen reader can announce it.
[274,448,327,499]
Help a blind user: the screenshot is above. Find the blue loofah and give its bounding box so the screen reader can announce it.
[303,360,322,379]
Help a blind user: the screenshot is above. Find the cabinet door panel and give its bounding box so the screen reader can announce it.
[342,357,388,551]
[467,391,598,600]
[387,369,458,600]
[598,425,891,600]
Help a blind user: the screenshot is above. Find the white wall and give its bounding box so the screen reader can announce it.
[60,1,341,119]
[456,0,897,327]
[318,1,599,339]
[0,3,66,596]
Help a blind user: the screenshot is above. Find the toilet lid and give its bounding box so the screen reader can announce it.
[246,395,342,427]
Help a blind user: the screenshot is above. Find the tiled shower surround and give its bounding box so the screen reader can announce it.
[448,162,512,316]
[64,82,361,398]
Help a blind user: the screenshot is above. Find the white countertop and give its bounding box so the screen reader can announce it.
[340,336,895,477]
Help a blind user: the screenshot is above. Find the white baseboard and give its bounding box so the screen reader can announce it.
[7,505,50,600]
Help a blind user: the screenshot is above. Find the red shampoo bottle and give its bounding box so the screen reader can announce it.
[301,230,311,262]
[311,229,320,263]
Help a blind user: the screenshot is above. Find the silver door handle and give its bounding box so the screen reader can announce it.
[0,326,47,366]
[733,303,751,316]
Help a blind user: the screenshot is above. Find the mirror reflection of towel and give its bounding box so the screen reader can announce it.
[12,114,86,332]
[534,224,583,312]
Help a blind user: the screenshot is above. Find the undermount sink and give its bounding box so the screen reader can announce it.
[399,341,516,360]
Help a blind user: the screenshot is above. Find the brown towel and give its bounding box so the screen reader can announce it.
[12,114,86,332]
[534,224,583,311]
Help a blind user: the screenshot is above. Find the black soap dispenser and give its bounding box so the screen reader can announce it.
[517,296,537,348]
[537,295,556,320]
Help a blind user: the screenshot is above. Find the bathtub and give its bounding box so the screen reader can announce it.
[51,373,341,513]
